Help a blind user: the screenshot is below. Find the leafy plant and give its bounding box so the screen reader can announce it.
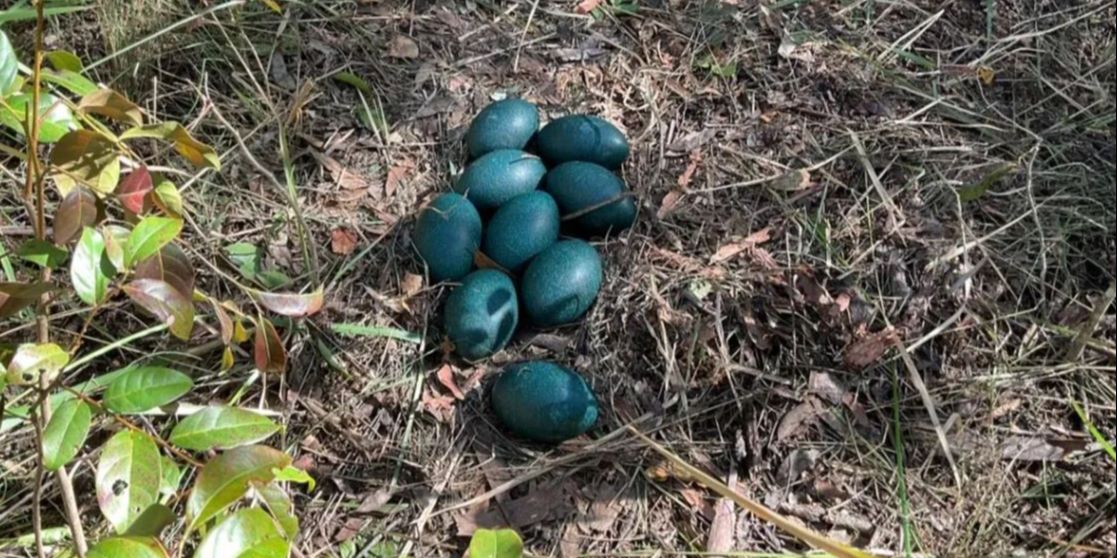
[468,529,524,558]
[1,15,322,558]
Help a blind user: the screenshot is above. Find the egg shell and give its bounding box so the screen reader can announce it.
[490,360,598,443]
[413,193,482,282]
[544,161,636,237]
[520,239,603,327]
[465,98,540,159]
[444,269,519,360]
[536,114,630,169]
[453,149,547,211]
[482,191,560,272]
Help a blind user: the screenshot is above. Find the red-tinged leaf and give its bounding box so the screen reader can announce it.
[53,187,101,245]
[330,228,358,255]
[134,243,194,299]
[576,0,604,13]
[186,445,291,531]
[250,288,325,318]
[254,317,286,374]
[709,227,773,264]
[78,88,144,126]
[117,167,153,214]
[435,364,466,400]
[123,279,194,340]
[211,300,234,345]
[0,282,53,319]
[842,327,901,370]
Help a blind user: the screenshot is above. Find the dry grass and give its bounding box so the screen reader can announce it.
[2,1,1115,557]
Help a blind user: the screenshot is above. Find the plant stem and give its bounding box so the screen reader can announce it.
[25,2,88,555]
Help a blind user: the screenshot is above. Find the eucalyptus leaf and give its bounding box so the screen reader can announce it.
[103,366,193,414]
[186,445,291,531]
[95,430,163,534]
[71,227,113,305]
[17,239,68,268]
[42,399,92,471]
[126,216,183,270]
[0,93,78,143]
[170,406,280,452]
[88,536,168,558]
[0,30,17,95]
[193,508,289,558]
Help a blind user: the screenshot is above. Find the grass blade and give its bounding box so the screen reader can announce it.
[330,323,420,344]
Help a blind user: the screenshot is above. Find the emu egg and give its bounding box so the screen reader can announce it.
[444,270,519,360]
[413,193,482,282]
[453,149,546,211]
[483,191,560,272]
[491,361,598,443]
[537,115,630,169]
[520,240,602,327]
[544,161,636,237]
[465,98,539,159]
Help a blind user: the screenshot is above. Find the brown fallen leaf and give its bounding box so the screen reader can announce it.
[777,398,825,442]
[808,372,847,406]
[769,169,812,192]
[679,488,715,521]
[678,150,703,188]
[388,35,419,59]
[385,158,415,197]
[420,386,455,422]
[710,227,773,264]
[657,189,684,220]
[575,0,603,13]
[707,473,737,555]
[330,228,358,255]
[460,482,575,536]
[320,154,371,195]
[435,364,466,400]
[400,273,423,298]
[842,327,901,370]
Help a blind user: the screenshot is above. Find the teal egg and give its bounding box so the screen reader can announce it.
[491,361,598,443]
[413,193,482,282]
[453,149,546,211]
[444,270,519,360]
[544,162,636,237]
[537,115,630,169]
[482,191,560,272]
[520,240,602,326]
[465,98,539,158]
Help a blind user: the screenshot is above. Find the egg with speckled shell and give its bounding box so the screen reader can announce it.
[413,193,482,282]
[465,98,539,159]
[443,269,519,360]
[537,114,629,169]
[453,149,547,211]
[544,161,636,237]
[482,191,560,272]
[520,240,602,327]
[490,360,598,443]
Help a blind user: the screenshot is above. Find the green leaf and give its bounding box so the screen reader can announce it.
[88,536,168,558]
[329,323,420,344]
[257,270,292,290]
[255,483,298,539]
[96,430,163,534]
[46,50,84,72]
[959,163,1018,203]
[332,71,371,93]
[103,366,193,414]
[42,68,99,97]
[0,281,53,319]
[160,455,182,500]
[123,504,176,537]
[54,187,102,245]
[468,528,524,558]
[5,342,69,386]
[79,88,144,126]
[123,279,195,340]
[126,216,183,270]
[0,93,79,143]
[0,30,17,95]
[71,227,113,306]
[42,399,92,471]
[170,406,280,452]
[152,176,184,217]
[193,508,290,558]
[49,129,121,197]
[1071,399,1116,462]
[187,445,291,531]
[225,242,261,279]
[271,465,315,491]
[18,239,69,268]
[121,122,221,171]
[103,224,130,272]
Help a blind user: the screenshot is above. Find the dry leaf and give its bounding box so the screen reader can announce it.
[388,35,419,59]
[710,227,773,264]
[679,488,715,521]
[808,372,847,406]
[677,150,702,189]
[321,155,370,192]
[842,327,901,370]
[657,189,684,219]
[707,480,736,555]
[435,364,466,400]
[472,482,574,532]
[330,228,358,255]
[770,169,812,192]
[401,273,423,297]
[385,158,414,197]
[575,0,603,13]
[420,387,455,422]
[777,398,825,442]
[1000,436,1071,462]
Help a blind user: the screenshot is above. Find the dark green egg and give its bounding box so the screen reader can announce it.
[482,191,560,272]
[453,150,546,211]
[544,162,636,237]
[465,98,540,159]
[491,361,598,443]
[444,270,519,360]
[413,193,482,282]
[520,240,602,327]
[537,115,630,169]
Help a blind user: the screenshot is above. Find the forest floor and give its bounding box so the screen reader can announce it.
[2,1,1115,557]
